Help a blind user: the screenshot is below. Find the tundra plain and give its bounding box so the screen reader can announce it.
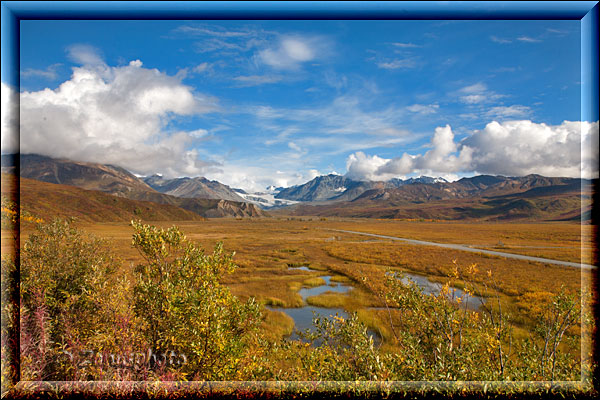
[19,217,591,345]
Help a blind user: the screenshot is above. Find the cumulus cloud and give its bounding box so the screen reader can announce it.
[19,59,219,177]
[464,120,598,178]
[344,120,599,181]
[258,36,323,70]
[345,152,393,181]
[1,82,19,154]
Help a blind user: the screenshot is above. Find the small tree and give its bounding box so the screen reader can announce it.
[130,221,261,380]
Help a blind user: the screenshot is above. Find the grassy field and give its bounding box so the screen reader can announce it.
[7,216,593,345]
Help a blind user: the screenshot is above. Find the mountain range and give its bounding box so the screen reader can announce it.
[274,174,450,202]
[276,174,592,221]
[2,153,594,222]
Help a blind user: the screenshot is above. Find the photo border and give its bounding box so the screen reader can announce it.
[1,1,598,398]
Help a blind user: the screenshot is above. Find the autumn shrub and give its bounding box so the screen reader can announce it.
[130,220,262,380]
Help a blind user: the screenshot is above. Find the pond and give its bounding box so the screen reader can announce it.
[399,272,485,311]
[268,266,381,345]
[268,266,484,346]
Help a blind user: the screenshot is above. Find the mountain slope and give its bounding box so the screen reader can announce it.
[144,175,246,202]
[18,154,155,196]
[2,174,204,223]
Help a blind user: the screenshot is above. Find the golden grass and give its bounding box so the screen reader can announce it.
[303,277,327,287]
[305,292,348,308]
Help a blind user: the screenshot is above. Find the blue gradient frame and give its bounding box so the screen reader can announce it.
[1,1,598,398]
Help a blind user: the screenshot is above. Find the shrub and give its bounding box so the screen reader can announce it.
[130,220,262,380]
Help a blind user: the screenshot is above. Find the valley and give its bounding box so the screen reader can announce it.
[16,217,589,346]
[2,153,596,385]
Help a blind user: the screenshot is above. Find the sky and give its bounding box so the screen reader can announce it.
[1,19,598,191]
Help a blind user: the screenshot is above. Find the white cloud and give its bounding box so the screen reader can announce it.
[406,103,439,115]
[193,62,210,73]
[490,36,511,44]
[250,95,414,141]
[391,42,421,48]
[66,44,104,66]
[1,82,19,154]
[517,36,541,43]
[307,169,321,180]
[377,57,418,70]
[188,129,209,138]
[258,36,319,70]
[344,120,598,181]
[346,152,392,181]
[233,74,283,87]
[19,60,219,178]
[456,82,504,104]
[460,83,487,94]
[288,142,302,152]
[204,163,322,192]
[464,120,598,178]
[460,94,487,104]
[20,63,62,80]
[175,25,251,38]
[485,105,531,119]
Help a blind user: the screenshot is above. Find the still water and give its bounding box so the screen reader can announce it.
[399,272,485,311]
[268,267,484,345]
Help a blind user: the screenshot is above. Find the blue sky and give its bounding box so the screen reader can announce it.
[4,19,597,191]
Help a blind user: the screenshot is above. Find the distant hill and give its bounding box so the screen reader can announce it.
[7,154,268,218]
[2,173,204,223]
[144,175,246,202]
